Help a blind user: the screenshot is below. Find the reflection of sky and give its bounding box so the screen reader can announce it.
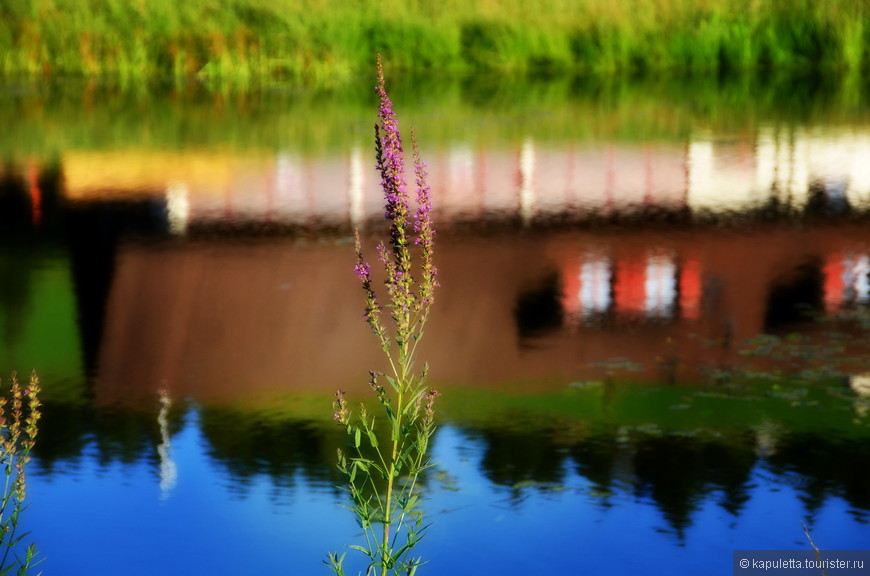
[428,427,868,575]
[23,418,869,576]
[26,409,353,576]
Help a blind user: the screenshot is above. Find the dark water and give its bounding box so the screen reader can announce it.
[1,74,870,575]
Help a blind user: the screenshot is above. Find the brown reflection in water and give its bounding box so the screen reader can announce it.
[94,222,870,406]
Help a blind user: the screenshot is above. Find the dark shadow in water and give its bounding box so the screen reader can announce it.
[453,420,869,535]
[805,179,853,220]
[0,168,44,355]
[0,165,32,235]
[65,199,169,376]
[473,426,569,496]
[0,165,60,358]
[764,259,824,331]
[570,434,622,502]
[198,408,343,497]
[514,271,564,341]
[32,399,185,473]
[765,433,870,516]
[0,160,65,237]
[631,435,756,539]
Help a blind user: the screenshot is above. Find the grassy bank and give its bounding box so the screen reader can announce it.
[0,0,868,85]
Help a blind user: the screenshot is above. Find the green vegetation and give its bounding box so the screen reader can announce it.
[438,377,868,440]
[0,372,41,576]
[3,72,869,161]
[0,0,867,85]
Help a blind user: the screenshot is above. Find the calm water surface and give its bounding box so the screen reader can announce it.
[1,74,870,575]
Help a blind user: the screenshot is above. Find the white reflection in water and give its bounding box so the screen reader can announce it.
[166,181,189,235]
[562,252,612,329]
[843,253,870,305]
[519,137,535,223]
[157,389,178,501]
[644,254,677,318]
[580,256,612,319]
[690,127,870,214]
[850,374,870,418]
[447,143,475,198]
[348,145,365,226]
[824,252,870,312]
[274,152,304,219]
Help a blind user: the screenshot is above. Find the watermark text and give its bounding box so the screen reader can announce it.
[734,551,870,574]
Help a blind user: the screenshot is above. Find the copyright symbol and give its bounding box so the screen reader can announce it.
[739,559,750,569]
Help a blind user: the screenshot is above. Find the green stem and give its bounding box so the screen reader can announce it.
[382,385,401,575]
[389,441,426,551]
[381,323,414,576]
[0,466,17,572]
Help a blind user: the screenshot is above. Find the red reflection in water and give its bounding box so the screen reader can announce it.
[28,162,41,226]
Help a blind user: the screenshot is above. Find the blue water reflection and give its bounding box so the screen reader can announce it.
[25,409,870,576]
[28,408,348,575]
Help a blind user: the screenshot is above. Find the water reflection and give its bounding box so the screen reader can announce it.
[2,75,870,574]
[44,128,870,230]
[157,389,177,500]
[6,166,870,399]
[27,387,870,550]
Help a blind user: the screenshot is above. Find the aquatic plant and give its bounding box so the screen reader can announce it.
[327,55,439,576]
[0,372,41,576]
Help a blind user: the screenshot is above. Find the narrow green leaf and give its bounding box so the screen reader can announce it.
[8,533,26,547]
[384,375,399,393]
[348,545,374,558]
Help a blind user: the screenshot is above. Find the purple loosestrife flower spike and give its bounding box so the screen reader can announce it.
[374,54,416,341]
[332,390,350,426]
[421,388,441,429]
[355,230,386,345]
[412,130,438,311]
[353,55,438,358]
[375,57,409,253]
[332,56,439,576]
[375,55,411,305]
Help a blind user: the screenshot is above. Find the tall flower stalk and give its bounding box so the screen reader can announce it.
[327,54,439,576]
[0,371,41,576]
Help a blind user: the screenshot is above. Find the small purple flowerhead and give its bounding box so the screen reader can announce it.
[333,390,350,425]
[421,388,441,428]
[354,261,371,281]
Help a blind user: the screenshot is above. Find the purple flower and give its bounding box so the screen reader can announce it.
[421,388,441,428]
[375,57,410,241]
[412,133,437,307]
[354,261,371,280]
[332,390,350,425]
[352,54,438,355]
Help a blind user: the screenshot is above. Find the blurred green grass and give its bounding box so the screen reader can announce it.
[0,0,867,85]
